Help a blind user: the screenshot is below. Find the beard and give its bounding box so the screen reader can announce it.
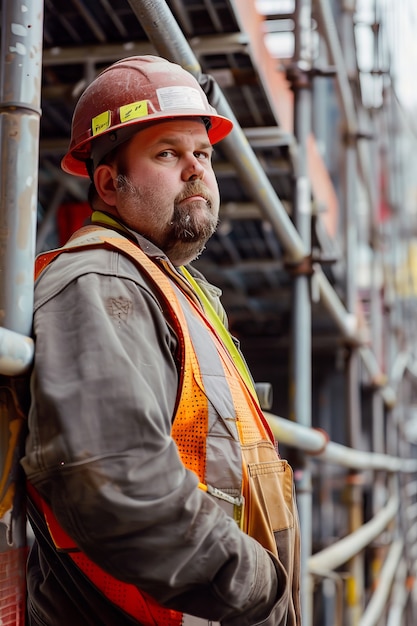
[163,181,218,254]
[116,176,219,265]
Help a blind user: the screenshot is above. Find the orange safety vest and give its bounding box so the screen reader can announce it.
[29,228,297,626]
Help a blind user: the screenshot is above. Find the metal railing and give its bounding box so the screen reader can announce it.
[267,411,417,625]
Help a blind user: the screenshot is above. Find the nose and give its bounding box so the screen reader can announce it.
[181,154,205,181]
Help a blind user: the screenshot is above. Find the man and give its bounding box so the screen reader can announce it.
[22,56,301,626]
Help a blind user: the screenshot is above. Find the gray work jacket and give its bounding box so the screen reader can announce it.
[22,226,301,626]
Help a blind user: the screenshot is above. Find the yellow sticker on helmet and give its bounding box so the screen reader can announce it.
[92,110,111,136]
[120,100,148,123]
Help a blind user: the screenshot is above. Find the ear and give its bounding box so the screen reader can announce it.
[93,163,117,206]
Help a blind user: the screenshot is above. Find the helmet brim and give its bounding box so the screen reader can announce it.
[61,112,233,178]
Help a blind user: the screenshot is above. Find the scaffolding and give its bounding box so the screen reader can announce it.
[1,0,417,624]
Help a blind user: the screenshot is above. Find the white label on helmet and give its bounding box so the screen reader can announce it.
[157,86,206,111]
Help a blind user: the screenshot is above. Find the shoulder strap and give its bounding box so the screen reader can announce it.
[36,226,262,411]
[180,267,257,397]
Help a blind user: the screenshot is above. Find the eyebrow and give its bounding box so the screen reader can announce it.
[153,137,213,151]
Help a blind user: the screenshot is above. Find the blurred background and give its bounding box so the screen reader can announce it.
[2,1,417,624]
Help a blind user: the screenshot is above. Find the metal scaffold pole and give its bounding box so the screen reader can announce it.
[339,3,365,623]
[0,1,43,624]
[0,5,42,338]
[287,1,314,624]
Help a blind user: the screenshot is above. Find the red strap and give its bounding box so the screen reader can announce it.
[27,482,77,552]
[27,481,182,625]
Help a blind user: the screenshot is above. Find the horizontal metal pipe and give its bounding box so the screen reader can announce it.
[0,327,34,375]
[320,442,417,472]
[358,540,404,626]
[308,491,399,574]
[42,33,249,66]
[266,413,417,472]
[266,412,326,453]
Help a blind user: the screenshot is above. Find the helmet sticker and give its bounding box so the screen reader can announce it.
[120,100,149,123]
[157,86,206,111]
[92,110,111,136]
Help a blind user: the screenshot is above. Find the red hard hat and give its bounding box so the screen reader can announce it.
[61,55,234,178]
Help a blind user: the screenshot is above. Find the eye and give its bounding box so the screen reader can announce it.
[158,149,176,159]
[194,150,211,161]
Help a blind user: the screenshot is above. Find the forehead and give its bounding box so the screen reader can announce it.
[129,118,210,147]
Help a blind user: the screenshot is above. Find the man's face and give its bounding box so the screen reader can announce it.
[109,119,220,266]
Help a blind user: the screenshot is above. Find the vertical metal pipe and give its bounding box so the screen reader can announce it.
[288,2,313,624]
[0,2,43,624]
[0,1,43,335]
[368,5,388,600]
[369,2,385,467]
[338,2,365,624]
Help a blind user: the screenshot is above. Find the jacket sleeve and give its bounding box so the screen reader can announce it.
[23,260,287,625]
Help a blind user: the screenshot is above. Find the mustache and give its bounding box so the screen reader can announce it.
[115,175,214,207]
[175,180,213,205]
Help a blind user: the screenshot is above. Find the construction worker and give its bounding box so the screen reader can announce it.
[22,56,301,626]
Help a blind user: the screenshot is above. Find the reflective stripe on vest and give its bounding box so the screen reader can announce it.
[31,228,282,626]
